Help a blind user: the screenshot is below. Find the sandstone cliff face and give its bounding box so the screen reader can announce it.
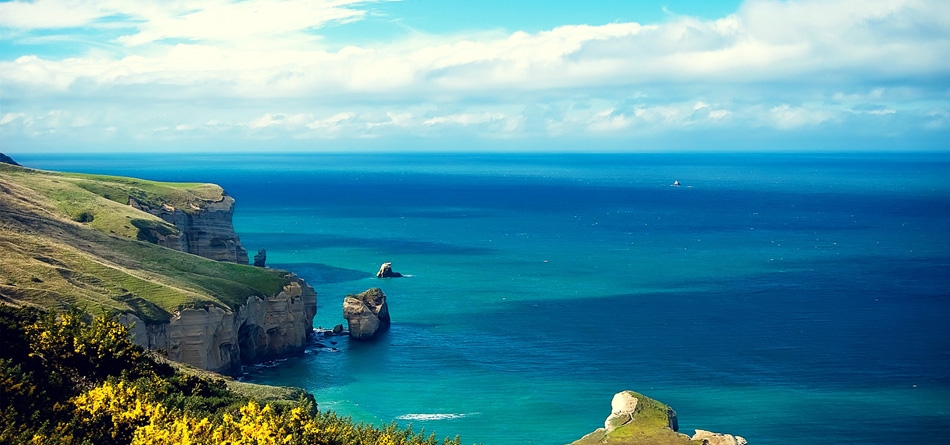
[130,194,249,264]
[123,275,317,375]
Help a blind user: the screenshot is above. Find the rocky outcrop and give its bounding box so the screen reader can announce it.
[342,288,390,340]
[376,262,402,278]
[604,391,639,432]
[123,275,317,375]
[570,390,741,445]
[692,430,747,445]
[130,194,248,264]
[253,249,267,267]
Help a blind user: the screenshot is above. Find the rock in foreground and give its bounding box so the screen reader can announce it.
[570,390,744,445]
[342,288,390,339]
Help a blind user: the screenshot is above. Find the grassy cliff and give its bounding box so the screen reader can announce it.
[0,162,285,323]
[570,391,702,445]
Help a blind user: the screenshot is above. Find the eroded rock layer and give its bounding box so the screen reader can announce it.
[123,275,317,375]
[131,194,249,264]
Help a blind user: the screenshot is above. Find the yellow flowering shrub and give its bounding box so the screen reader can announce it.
[2,306,467,445]
[72,381,462,445]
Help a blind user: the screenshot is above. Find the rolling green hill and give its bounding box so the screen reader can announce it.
[0,161,287,323]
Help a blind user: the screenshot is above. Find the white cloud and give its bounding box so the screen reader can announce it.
[0,113,27,125]
[0,0,112,29]
[769,104,835,129]
[1,0,948,149]
[307,112,355,130]
[0,0,375,47]
[246,113,314,130]
[4,0,949,100]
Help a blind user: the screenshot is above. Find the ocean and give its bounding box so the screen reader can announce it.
[14,152,950,444]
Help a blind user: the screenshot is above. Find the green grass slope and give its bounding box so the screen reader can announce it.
[0,162,287,323]
[570,391,701,445]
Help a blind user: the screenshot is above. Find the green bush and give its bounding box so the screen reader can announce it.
[0,305,469,445]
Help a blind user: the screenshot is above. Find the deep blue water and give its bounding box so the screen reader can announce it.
[12,152,950,444]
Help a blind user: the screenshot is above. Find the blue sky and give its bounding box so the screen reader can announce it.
[1,0,948,153]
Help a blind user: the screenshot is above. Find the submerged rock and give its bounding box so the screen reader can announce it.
[376,262,403,278]
[342,288,390,340]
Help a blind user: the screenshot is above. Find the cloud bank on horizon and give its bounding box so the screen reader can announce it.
[1,0,948,152]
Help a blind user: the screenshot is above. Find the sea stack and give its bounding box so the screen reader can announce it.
[253,249,267,267]
[376,262,403,278]
[342,288,391,340]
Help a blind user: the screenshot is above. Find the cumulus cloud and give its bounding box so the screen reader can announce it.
[1,0,948,150]
[0,0,374,45]
[769,104,835,129]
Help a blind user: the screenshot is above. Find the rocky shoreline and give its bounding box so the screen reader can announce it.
[164,188,747,441]
[121,275,316,375]
[117,179,318,375]
[2,153,748,443]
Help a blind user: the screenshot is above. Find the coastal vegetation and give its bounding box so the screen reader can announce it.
[1,157,466,444]
[0,305,463,445]
[570,391,702,445]
[0,162,285,321]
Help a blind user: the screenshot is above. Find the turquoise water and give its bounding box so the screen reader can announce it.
[15,152,950,444]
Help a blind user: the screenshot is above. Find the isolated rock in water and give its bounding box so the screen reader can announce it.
[692,430,748,445]
[253,248,267,267]
[376,262,403,278]
[342,288,390,340]
[332,324,344,334]
[0,153,20,166]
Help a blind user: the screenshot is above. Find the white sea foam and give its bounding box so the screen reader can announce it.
[396,413,475,421]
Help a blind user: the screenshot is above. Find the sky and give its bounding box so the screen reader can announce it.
[1,0,949,153]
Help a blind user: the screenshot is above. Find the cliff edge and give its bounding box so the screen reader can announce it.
[121,275,316,375]
[130,191,248,263]
[0,162,314,374]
